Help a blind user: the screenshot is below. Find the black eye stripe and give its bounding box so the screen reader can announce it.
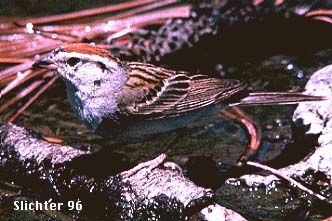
[96,61,117,73]
[67,57,80,66]
[94,80,101,86]
[97,62,107,71]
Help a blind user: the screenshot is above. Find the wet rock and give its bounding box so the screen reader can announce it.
[0,124,247,220]
[235,64,332,185]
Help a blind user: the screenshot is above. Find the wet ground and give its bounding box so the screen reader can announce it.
[2,49,332,220]
[1,1,332,220]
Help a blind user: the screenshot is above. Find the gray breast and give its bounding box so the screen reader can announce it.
[65,83,103,131]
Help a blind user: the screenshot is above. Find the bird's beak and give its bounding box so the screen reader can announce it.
[33,57,58,70]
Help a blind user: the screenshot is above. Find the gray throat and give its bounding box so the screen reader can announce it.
[62,65,129,132]
[64,81,113,132]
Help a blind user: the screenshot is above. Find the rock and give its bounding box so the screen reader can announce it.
[234,64,332,186]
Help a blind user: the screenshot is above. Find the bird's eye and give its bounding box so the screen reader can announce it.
[94,80,101,86]
[67,57,80,66]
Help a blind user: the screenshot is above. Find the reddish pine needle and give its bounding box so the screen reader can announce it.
[0,80,44,113]
[8,75,58,123]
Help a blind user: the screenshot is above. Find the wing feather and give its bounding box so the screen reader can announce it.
[172,75,246,114]
[122,62,247,119]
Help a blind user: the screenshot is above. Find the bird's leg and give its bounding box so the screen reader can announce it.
[157,129,187,173]
[220,106,262,166]
[161,129,187,154]
[120,130,186,179]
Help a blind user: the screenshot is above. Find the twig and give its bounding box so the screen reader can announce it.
[14,0,157,25]
[246,161,332,204]
[42,136,64,144]
[120,153,167,179]
[321,216,332,221]
[0,58,32,63]
[83,5,191,40]
[0,80,44,113]
[0,61,35,81]
[0,69,46,98]
[220,108,260,152]
[7,42,62,58]
[312,16,332,24]
[306,9,332,17]
[232,106,262,149]
[0,69,32,98]
[0,76,16,87]
[8,75,58,123]
[91,0,179,24]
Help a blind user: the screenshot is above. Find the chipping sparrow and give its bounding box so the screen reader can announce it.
[34,43,324,141]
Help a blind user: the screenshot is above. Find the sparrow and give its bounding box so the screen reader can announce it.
[34,43,325,142]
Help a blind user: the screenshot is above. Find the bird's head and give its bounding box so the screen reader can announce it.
[34,43,127,90]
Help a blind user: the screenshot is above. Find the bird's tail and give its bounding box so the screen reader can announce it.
[233,92,326,106]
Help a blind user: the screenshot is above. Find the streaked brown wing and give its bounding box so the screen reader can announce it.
[118,62,188,118]
[124,62,175,90]
[134,73,191,116]
[123,62,247,119]
[172,74,247,115]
